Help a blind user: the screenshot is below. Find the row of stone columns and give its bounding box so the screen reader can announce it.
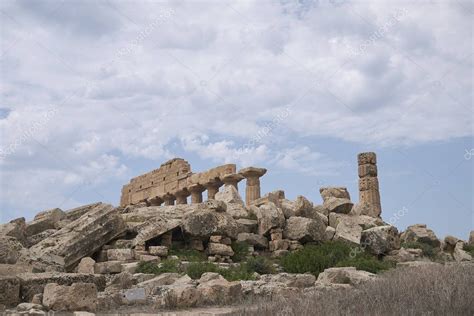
[147,168,267,207]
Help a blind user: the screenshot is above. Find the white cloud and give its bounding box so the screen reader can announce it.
[0,0,472,217]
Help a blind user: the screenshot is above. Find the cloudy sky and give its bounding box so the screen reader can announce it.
[0,0,472,239]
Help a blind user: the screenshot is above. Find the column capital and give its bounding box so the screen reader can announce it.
[188,183,205,193]
[239,167,267,178]
[222,173,244,184]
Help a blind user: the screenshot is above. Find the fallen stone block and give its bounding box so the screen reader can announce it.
[94,261,123,274]
[43,282,98,312]
[17,272,106,302]
[0,276,20,307]
[26,208,65,237]
[149,246,168,257]
[107,249,134,261]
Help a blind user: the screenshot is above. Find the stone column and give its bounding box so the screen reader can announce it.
[205,179,222,200]
[358,152,381,217]
[163,194,176,206]
[175,190,189,205]
[239,167,267,205]
[188,184,205,204]
[222,173,244,191]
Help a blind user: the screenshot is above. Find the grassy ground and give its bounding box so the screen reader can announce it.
[231,263,474,316]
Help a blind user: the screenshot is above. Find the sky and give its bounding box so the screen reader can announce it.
[0,0,472,240]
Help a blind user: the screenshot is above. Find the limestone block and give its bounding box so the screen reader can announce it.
[0,235,26,264]
[107,249,134,261]
[94,261,123,274]
[149,246,168,257]
[400,224,440,248]
[254,202,286,236]
[360,225,400,255]
[319,187,351,203]
[324,197,353,214]
[316,267,375,286]
[284,216,326,243]
[207,243,234,256]
[237,233,268,249]
[77,257,95,274]
[26,208,65,236]
[269,239,289,252]
[42,282,98,312]
[0,276,20,307]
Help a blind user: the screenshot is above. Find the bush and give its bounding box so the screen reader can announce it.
[186,262,219,279]
[169,247,207,262]
[280,241,392,277]
[220,264,256,281]
[244,256,276,275]
[336,254,395,274]
[136,259,181,275]
[232,241,250,262]
[463,244,474,257]
[401,241,438,258]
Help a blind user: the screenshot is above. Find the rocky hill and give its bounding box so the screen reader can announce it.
[1,152,473,314]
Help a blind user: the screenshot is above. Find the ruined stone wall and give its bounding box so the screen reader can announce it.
[120,158,237,206]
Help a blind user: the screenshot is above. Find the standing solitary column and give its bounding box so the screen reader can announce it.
[358,152,381,217]
[188,184,205,204]
[205,179,222,200]
[239,167,267,205]
[222,173,245,191]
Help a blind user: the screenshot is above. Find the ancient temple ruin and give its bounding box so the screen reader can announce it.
[120,158,267,207]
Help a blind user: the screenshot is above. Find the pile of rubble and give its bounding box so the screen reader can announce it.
[1,152,472,314]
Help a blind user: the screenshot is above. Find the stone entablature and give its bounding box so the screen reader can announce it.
[120,158,266,207]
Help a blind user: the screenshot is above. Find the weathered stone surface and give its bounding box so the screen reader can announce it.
[149,246,168,257]
[443,235,460,252]
[16,302,44,312]
[284,216,326,243]
[26,208,65,237]
[324,197,353,214]
[26,229,57,248]
[225,203,250,219]
[319,187,350,203]
[385,248,423,263]
[43,282,98,312]
[333,219,362,245]
[107,249,134,261]
[361,225,400,255]
[121,262,139,274]
[401,224,440,248]
[0,236,25,264]
[357,152,381,217]
[351,202,380,217]
[121,287,146,304]
[316,267,375,286]
[197,277,242,305]
[64,203,103,221]
[237,233,268,249]
[161,283,200,308]
[77,257,95,274]
[182,209,239,239]
[280,199,296,218]
[203,200,227,212]
[0,276,20,306]
[325,226,336,241]
[253,202,285,236]
[469,231,474,246]
[236,218,258,233]
[17,272,105,303]
[25,203,126,271]
[293,196,314,216]
[251,190,284,208]
[137,273,181,295]
[215,185,244,205]
[94,261,123,274]
[207,243,234,256]
[259,273,316,288]
[0,217,27,246]
[453,242,472,262]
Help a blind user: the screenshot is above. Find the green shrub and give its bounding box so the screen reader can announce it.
[220,264,256,281]
[231,241,250,262]
[186,262,218,279]
[244,256,276,275]
[463,244,474,257]
[402,241,438,258]
[137,259,181,275]
[336,254,395,274]
[280,241,393,277]
[169,247,207,262]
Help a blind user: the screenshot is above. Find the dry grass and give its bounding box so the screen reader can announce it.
[232,263,474,316]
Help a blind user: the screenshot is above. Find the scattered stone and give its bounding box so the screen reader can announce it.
[325,226,336,241]
[269,239,289,252]
[182,209,239,239]
[260,273,316,288]
[319,187,350,202]
[42,282,98,312]
[324,197,353,214]
[0,217,27,246]
[444,235,460,252]
[385,248,423,263]
[0,276,20,306]
[16,303,44,312]
[0,235,26,264]
[149,246,169,257]
[253,202,286,236]
[401,224,441,248]
[26,229,57,248]
[26,208,65,237]
[284,216,326,243]
[453,242,472,262]
[360,225,400,255]
[121,287,146,304]
[207,243,234,256]
[237,233,268,249]
[316,267,375,286]
[94,261,123,274]
[236,219,258,233]
[197,277,242,305]
[215,185,244,205]
[77,257,95,274]
[107,249,134,261]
